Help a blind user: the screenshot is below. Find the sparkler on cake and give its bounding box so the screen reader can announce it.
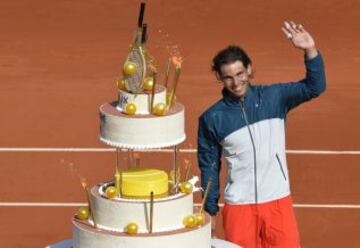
[77,177,97,228]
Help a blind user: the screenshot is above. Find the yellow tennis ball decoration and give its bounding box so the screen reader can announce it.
[143,76,154,91]
[194,213,205,225]
[116,77,127,90]
[179,181,193,195]
[76,206,90,220]
[125,103,137,115]
[153,103,167,116]
[123,61,138,76]
[125,222,139,235]
[183,215,197,228]
[105,186,117,199]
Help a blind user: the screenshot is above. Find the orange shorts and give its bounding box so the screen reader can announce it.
[222,195,300,248]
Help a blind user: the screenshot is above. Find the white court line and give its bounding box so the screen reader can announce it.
[1,147,360,155]
[0,202,360,209]
[0,202,86,207]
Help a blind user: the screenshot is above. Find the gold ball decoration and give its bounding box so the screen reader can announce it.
[123,61,138,76]
[179,181,193,195]
[76,206,90,220]
[183,215,197,228]
[105,186,118,199]
[166,92,177,106]
[125,103,137,115]
[116,77,127,90]
[125,222,139,235]
[153,103,167,116]
[143,76,154,91]
[194,213,205,225]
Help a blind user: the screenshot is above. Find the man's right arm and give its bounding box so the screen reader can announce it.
[197,114,222,217]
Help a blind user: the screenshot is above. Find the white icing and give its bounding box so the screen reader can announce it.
[99,102,185,149]
[99,135,186,149]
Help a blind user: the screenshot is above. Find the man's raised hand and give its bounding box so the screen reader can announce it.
[282,21,318,59]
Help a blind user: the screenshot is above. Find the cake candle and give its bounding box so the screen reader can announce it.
[150,72,157,113]
[80,178,97,228]
[184,159,192,181]
[128,149,134,168]
[199,179,212,214]
[120,170,123,196]
[173,146,179,193]
[169,59,181,107]
[115,166,121,197]
[164,57,172,88]
[134,152,140,168]
[149,191,154,233]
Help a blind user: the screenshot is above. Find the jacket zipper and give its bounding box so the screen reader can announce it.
[240,101,258,204]
[275,153,287,181]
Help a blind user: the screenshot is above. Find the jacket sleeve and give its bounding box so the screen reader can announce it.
[197,114,222,216]
[279,51,326,112]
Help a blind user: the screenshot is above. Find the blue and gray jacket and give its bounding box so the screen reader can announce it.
[197,53,326,215]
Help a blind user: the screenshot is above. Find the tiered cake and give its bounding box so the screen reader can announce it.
[72,3,211,248]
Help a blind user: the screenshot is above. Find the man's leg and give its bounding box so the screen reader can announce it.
[222,203,262,248]
[259,196,300,248]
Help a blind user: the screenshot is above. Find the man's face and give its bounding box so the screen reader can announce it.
[219,60,252,99]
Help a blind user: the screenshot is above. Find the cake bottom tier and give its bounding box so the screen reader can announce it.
[73,215,211,248]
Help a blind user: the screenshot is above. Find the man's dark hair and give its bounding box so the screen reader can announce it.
[211,45,252,76]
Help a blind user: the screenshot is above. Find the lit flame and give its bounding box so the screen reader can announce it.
[80,177,87,190]
[62,160,89,191]
[172,56,182,68]
[148,63,157,74]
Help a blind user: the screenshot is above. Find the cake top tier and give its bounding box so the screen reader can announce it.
[99,1,185,149]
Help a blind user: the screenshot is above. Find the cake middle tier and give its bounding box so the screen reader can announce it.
[91,185,194,233]
[99,101,185,149]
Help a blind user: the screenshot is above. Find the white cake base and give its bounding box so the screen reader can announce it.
[48,239,242,248]
[73,216,211,248]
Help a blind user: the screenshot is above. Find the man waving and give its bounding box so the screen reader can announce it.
[198,21,326,247]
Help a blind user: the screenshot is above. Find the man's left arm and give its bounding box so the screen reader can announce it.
[279,21,326,111]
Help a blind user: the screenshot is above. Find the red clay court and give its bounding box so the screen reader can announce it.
[0,0,359,247]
